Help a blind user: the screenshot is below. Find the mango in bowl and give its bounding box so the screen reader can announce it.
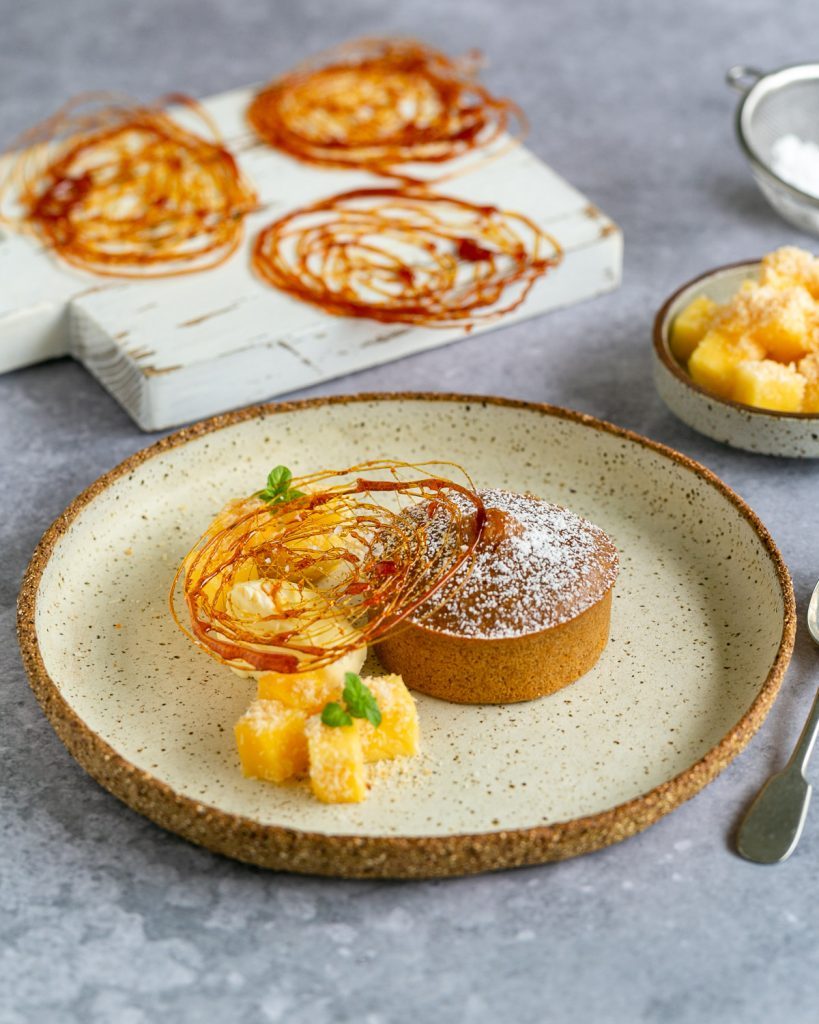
[670,247,819,412]
[653,248,819,456]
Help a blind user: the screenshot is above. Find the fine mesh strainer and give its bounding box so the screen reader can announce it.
[728,63,819,235]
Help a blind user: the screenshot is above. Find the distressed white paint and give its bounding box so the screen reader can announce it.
[0,87,622,429]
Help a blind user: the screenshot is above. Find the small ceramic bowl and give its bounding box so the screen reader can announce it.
[653,261,819,458]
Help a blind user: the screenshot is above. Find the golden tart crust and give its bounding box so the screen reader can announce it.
[378,489,619,703]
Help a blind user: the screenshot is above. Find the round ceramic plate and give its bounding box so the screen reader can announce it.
[18,394,795,878]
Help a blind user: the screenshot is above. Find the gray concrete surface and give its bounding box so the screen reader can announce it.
[2,1,819,1021]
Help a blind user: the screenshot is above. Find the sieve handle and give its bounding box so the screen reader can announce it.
[726,65,764,93]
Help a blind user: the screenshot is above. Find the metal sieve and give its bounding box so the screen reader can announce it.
[728,63,819,235]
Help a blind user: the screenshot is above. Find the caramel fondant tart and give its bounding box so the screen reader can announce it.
[378,489,619,703]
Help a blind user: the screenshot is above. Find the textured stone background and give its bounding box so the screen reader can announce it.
[3,1,819,1021]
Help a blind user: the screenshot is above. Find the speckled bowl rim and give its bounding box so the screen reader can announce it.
[653,260,819,421]
[17,393,796,879]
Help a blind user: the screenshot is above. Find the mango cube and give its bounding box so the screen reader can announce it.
[258,670,342,713]
[670,295,718,363]
[688,330,764,399]
[357,675,419,762]
[732,359,805,412]
[678,250,819,409]
[305,717,367,803]
[760,246,819,298]
[234,699,308,782]
[256,646,366,713]
[799,353,819,412]
[750,285,814,363]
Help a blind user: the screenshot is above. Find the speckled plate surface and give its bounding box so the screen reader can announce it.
[18,394,795,878]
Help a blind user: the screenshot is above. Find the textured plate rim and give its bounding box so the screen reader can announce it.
[16,392,796,879]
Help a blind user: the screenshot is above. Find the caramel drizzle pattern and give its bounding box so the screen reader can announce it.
[0,92,257,277]
[252,186,562,328]
[248,37,526,181]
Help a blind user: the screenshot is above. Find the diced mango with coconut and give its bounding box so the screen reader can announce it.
[732,360,806,412]
[760,245,819,298]
[357,674,420,762]
[234,700,309,782]
[305,717,368,804]
[671,246,819,412]
[799,353,819,412]
[751,285,814,363]
[256,653,362,713]
[687,330,765,399]
[669,294,718,363]
[235,672,419,803]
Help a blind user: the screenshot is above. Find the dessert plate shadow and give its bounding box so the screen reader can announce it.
[17,393,795,878]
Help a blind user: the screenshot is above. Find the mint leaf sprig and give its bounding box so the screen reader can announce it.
[342,672,382,727]
[321,672,382,729]
[320,702,353,727]
[258,465,305,506]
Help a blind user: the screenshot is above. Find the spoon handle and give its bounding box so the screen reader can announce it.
[787,685,819,776]
[735,687,819,864]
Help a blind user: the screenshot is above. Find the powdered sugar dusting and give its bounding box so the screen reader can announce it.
[414,489,619,638]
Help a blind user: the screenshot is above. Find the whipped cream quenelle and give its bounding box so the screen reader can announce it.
[224,578,367,684]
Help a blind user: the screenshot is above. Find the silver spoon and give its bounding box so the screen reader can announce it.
[736,579,819,864]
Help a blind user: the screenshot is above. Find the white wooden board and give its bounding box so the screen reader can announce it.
[0,86,622,431]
